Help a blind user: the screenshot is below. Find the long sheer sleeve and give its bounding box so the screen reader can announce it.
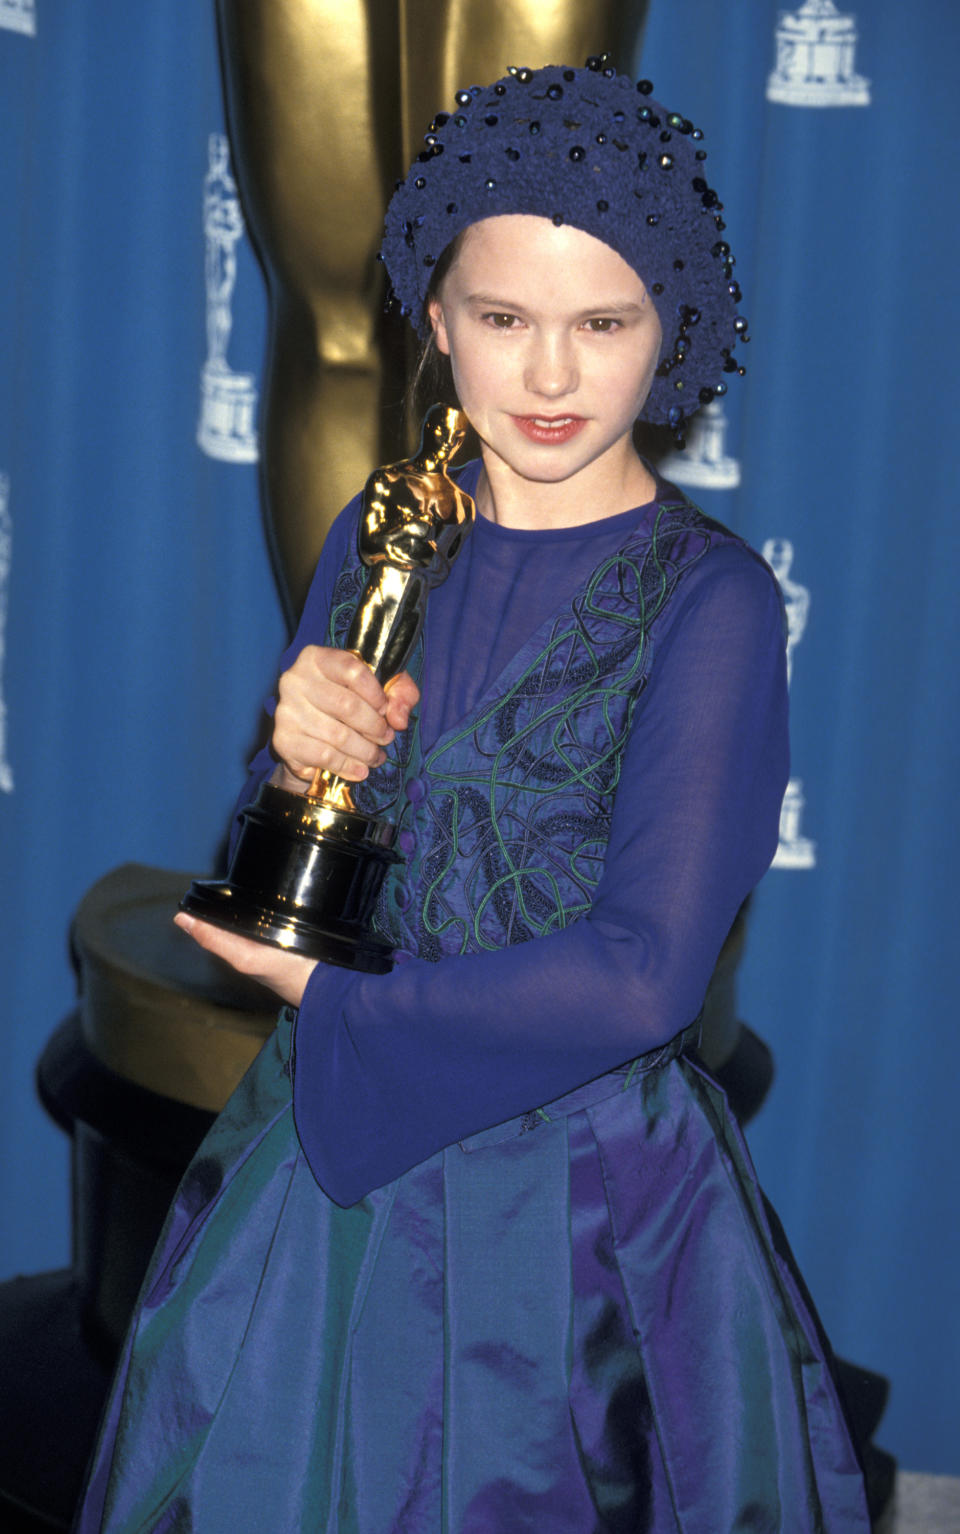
[291,545,789,1206]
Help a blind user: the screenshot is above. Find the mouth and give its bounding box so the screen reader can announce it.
[510,414,587,445]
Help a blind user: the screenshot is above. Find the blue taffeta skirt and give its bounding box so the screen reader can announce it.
[76,1011,870,1533]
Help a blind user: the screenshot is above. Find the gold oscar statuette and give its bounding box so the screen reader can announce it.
[182,404,475,973]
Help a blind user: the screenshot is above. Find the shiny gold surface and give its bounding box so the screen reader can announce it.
[217,0,649,618]
[306,403,473,805]
[217,0,402,619]
[257,781,397,846]
[397,0,650,171]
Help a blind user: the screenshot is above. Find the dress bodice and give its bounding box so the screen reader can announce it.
[327,466,758,965]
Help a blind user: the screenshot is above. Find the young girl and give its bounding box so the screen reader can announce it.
[78,60,870,1532]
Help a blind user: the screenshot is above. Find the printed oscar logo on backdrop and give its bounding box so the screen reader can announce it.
[0,0,35,37]
[197,133,259,465]
[658,400,741,491]
[766,0,870,107]
[764,537,816,870]
[0,473,13,793]
[182,405,475,973]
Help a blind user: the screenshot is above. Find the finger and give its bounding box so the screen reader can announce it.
[278,678,393,750]
[280,752,380,787]
[273,711,388,781]
[174,911,263,971]
[275,753,379,788]
[382,670,421,730]
[174,913,318,1006]
[318,679,395,745]
[273,714,388,781]
[277,666,394,757]
[384,670,421,708]
[311,648,390,717]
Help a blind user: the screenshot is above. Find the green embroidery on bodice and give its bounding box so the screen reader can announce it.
[328,500,737,961]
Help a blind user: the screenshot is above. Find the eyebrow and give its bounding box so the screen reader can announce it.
[464,293,649,315]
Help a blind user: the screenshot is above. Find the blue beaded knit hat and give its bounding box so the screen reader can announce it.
[381,58,748,433]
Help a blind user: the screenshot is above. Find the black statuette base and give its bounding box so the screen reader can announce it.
[181,782,399,974]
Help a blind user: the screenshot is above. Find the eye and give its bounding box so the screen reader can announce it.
[482,312,521,330]
[583,316,621,333]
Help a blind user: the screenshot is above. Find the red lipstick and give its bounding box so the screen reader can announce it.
[510,414,586,445]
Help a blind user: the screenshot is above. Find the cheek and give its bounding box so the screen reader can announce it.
[647,321,664,377]
[599,352,657,419]
[446,332,499,411]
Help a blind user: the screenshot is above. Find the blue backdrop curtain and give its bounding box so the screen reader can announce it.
[1,0,956,1478]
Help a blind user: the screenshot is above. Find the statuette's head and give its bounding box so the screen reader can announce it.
[421,403,469,460]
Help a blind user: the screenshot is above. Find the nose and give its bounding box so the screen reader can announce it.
[523,331,578,399]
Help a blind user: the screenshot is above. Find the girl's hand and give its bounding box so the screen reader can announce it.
[271,646,421,792]
[174,911,318,1008]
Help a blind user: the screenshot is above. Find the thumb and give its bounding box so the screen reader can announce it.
[383,670,421,727]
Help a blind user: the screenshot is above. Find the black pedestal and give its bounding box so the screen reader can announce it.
[0,1016,216,1530]
[0,861,277,1531]
[0,1271,113,1533]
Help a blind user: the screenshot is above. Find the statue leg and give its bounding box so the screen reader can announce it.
[217,0,407,619]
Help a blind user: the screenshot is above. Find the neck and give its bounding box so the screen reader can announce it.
[476,443,657,530]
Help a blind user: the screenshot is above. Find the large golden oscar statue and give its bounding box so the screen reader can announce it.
[216,0,651,619]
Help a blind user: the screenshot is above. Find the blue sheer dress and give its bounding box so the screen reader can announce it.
[76,464,870,1532]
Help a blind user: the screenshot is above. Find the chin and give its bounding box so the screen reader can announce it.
[515,459,593,485]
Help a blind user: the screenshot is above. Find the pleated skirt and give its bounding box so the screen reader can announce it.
[76,1011,870,1533]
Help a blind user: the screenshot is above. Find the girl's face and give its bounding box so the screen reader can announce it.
[428,214,662,499]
